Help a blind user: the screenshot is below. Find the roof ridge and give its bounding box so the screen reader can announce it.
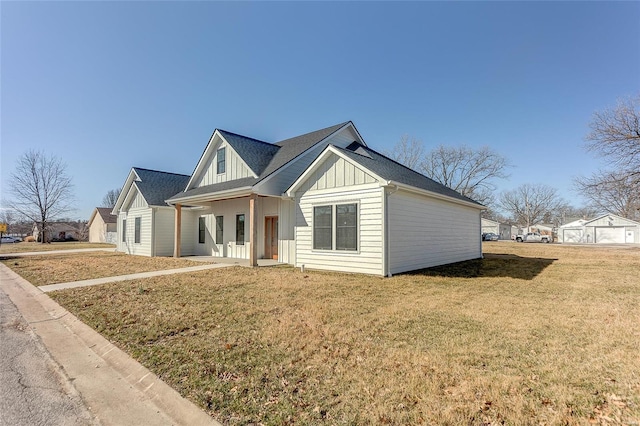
[275,121,350,146]
[217,129,276,147]
[133,167,190,177]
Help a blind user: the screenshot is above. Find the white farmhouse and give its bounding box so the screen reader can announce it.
[112,122,485,275]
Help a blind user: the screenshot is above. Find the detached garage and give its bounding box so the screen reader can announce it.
[558,214,640,244]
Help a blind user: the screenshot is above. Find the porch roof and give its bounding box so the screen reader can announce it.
[167,177,258,204]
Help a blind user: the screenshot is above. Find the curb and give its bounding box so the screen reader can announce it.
[0,263,221,426]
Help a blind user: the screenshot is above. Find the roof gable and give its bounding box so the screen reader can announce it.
[583,213,640,227]
[113,167,190,212]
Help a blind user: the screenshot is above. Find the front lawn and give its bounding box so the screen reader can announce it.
[0,241,115,254]
[1,252,205,285]
[46,243,640,424]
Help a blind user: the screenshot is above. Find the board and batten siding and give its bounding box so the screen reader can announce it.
[388,190,482,275]
[255,128,359,196]
[193,140,254,188]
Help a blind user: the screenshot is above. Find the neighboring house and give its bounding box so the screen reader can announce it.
[33,221,87,242]
[88,207,118,243]
[481,218,512,240]
[557,214,640,244]
[112,121,485,275]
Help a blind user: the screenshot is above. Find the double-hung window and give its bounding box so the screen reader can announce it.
[236,214,245,245]
[134,217,141,244]
[122,219,126,242]
[198,217,206,244]
[313,203,357,251]
[217,147,226,174]
[216,216,223,244]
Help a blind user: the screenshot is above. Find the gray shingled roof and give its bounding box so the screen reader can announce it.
[168,177,258,201]
[169,122,351,202]
[133,168,191,206]
[336,143,483,206]
[96,207,117,224]
[218,130,280,176]
[258,122,350,180]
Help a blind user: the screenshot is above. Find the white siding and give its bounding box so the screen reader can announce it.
[388,190,482,275]
[279,199,296,264]
[153,208,178,257]
[89,217,106,243]
[255,128,357,196]
[118,208,152,256]
[193,141,253,188]
[295,187,384,275]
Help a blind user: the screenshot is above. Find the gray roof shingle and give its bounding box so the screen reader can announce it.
[96,207,117,224]
[217,130,280,176]
[168,177,258,201]
[336,143,483,206]
[133,168,191,206]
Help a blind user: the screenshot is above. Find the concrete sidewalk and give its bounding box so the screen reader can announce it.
[40,263,232,293]
[0,263,222,426]
[0,247,116,257]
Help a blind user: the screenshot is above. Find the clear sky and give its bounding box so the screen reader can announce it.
[2,1,639,221]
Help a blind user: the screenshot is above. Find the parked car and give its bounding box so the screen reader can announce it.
[1,236,21,243]
[515,232,551,243]
[482,233,499,241]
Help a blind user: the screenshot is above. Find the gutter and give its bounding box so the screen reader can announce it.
[165,186,254,205]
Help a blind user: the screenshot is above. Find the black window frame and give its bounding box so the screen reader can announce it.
[134,217,141,244]
[217,147,226,174]
[216,216,223,244]
[198,217,206,244]
[336,203,357,251]
[235,214,245,245]
[313,205,333,250]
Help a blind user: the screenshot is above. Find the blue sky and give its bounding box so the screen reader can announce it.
[2,1,639,221]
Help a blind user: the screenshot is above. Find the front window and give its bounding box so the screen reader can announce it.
[198,217,205,244]
[216,216,223,243]
[217,147,226,174]
[313,206,333,250]
[236,214,245,245]
[134,217,141,244]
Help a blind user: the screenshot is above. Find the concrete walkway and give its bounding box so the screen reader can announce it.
[40,263,232,293]
[0,263,222,426]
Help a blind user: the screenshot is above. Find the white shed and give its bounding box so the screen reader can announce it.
[481,218,512,240]
[558,214,640,244]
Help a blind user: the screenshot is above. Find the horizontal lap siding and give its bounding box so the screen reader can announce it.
[388,190,481,274]
[123,208,152,257]
[154,208,177,257]
[296,188,384,275]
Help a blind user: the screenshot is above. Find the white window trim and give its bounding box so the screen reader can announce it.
[311,201,360,254]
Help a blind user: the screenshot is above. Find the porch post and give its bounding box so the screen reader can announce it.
[174,203,182,258]
[249,194,258,267]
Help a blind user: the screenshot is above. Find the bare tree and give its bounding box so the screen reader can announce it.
[420,145,511,205]
[585,95,640,184]
[102,188,121,208]
[498,184,565,231]
[575,171,640,221]
[383,135,425,171]
[7,150,74,243]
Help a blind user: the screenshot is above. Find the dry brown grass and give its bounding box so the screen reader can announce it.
[1,252,204,285]
[46,242,639,425]
[0,241,115,254]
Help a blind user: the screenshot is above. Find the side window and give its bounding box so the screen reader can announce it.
[217,147,226,174]
[313,206,332,250]
[236,214,245,245]
[336,204,357,250]
[134,217,141,244]
[198,217,205,244]
[122,219,126,242]
[216,216,223,243]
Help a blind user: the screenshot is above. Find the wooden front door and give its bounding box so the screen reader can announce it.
[264,216,278,260]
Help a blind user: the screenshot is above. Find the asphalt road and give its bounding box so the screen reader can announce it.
[0,287,97,426]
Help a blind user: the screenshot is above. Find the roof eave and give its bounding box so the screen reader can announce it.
[383,180,486,210]
[167,186,254,205]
